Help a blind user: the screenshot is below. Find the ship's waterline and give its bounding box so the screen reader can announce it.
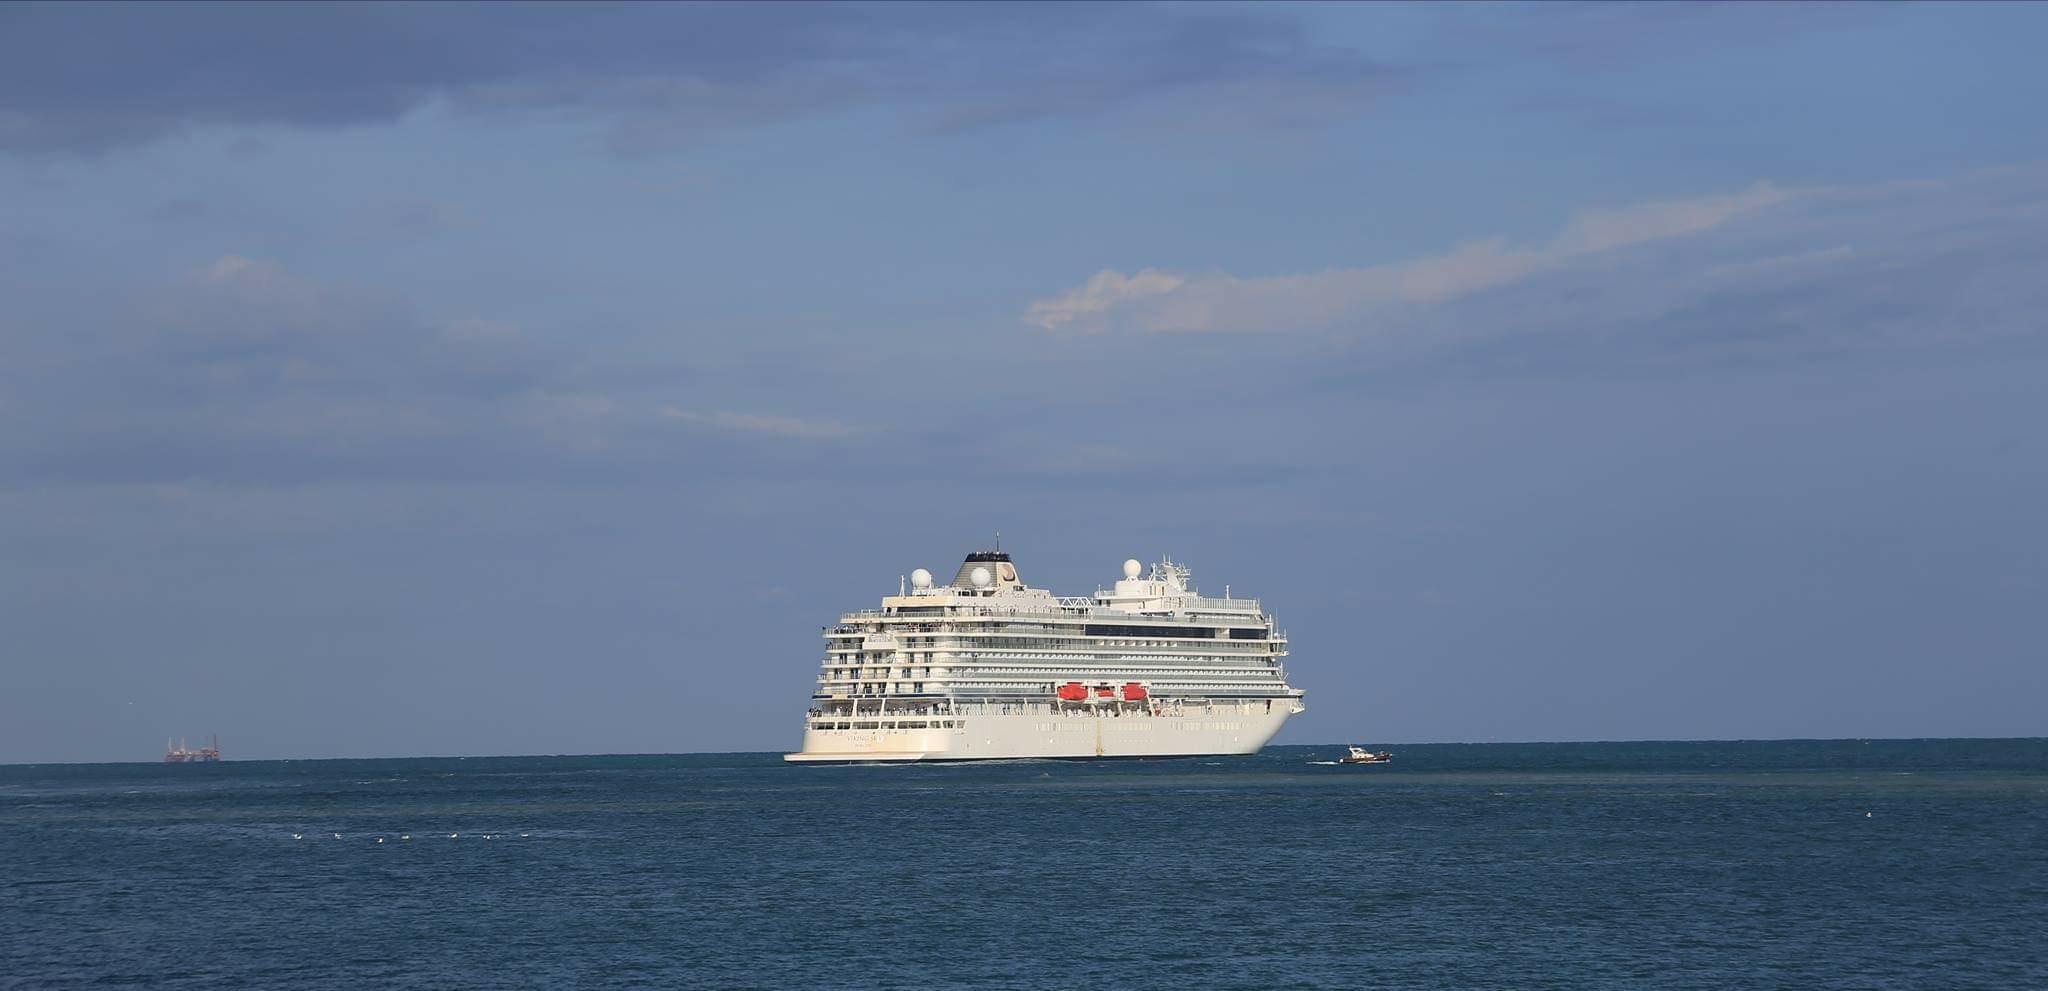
[787,549,1305,764]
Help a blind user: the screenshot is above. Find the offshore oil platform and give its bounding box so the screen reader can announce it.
[164,736,221,763]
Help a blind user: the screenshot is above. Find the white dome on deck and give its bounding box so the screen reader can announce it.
[971,566,993,588]
[910,568,933,589]
[1123,559,1142,579]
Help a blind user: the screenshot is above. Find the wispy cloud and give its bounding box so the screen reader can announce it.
[1024,268,1186,332]
[1702,245,1854,279]
[661,408,859,439]
[1297,165,2048,376]
[0,254,569,485]
[9,167,2042,496]
[203,253,285,288]
[1025,182,1793,334]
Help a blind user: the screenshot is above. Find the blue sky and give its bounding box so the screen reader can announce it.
[3,1,2044,761]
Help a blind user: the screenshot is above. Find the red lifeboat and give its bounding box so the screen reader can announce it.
[1055,682,1088,702]
[1093,685,1115,698]
[1121,682,1147,701]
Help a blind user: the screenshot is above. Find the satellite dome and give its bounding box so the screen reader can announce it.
[1122,558,1142,579]
[970,566,993,588]
[910,568,933,589]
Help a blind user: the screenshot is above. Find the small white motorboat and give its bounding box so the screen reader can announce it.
[1339,746,1392,765]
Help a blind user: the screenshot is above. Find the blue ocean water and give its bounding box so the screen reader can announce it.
[2,740,2044,990]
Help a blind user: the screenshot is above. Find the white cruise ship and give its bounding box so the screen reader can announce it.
[785,549,1305,763]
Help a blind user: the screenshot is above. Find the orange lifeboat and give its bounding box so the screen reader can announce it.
[1055,682,1088,702]
[1121,682,1147,701]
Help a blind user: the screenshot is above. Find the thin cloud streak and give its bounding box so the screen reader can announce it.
[661,408,861,439]
[1026,182,1792,334]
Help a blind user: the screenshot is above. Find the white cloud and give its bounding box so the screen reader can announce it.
[661,408,859,439]
[1550,183,1789,255]
[1024,267,1186,331]
[1025,182,1792,334]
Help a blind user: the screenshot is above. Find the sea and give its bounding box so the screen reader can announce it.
[2,739,2043,990]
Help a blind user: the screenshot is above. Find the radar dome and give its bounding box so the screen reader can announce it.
[1122,558,1142,579]
[971,566,993,588]
[910,568,933,589]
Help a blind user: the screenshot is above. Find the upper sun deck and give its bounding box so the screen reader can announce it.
[846,552,1267,624]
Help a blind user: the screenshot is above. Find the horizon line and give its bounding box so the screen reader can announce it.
[6,735,2044,768]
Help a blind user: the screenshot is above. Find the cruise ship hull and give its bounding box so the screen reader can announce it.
[784,706,1293,764]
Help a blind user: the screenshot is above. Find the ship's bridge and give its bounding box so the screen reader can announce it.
[887,551,1258,619]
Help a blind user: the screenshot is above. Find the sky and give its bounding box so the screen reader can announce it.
[2,1,2045,762]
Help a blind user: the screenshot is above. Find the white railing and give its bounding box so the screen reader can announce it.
[848,601,1268,622]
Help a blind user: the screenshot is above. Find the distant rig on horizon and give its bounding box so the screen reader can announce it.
[164,736,221,763]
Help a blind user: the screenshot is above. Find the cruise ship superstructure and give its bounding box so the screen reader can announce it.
[785,550,1305,763]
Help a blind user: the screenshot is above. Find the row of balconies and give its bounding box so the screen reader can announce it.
[816,671,1293,689]
[844,608,1281,632]
[823,618,1286,642]
[824,638,1284,654]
